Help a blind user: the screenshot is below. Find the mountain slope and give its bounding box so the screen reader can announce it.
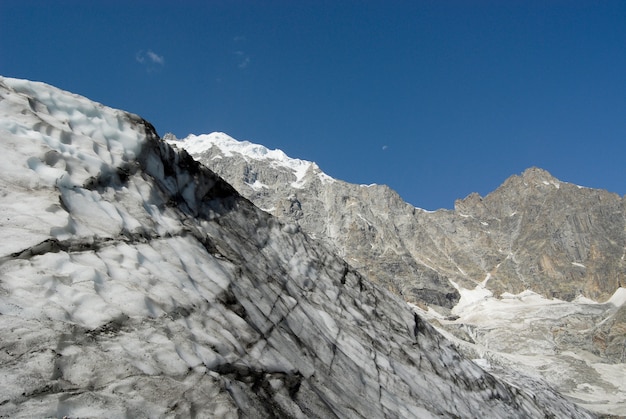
[169,133,625,309]
[169,131,626,416]
[0,78,596,417]
[166,133,462,309]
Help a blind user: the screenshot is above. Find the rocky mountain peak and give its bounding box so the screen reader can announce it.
[520,166,560,185]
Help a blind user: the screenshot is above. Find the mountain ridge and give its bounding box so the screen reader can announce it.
[169,131,625,306]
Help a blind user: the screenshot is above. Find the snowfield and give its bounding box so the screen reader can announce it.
[422,284,626,416]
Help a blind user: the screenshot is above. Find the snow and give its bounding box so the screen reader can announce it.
[480,273,491,287]
[573,294,598,304]
[607,287,626,306]
[432,281,626,416]
[245,179,268,191]
[450,280,493,315]
[168,132,336,188]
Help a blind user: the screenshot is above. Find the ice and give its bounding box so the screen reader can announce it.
[0,76,597,418]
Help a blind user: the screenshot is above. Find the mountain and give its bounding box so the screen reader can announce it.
[164,133,461,310]
[0,77,598,417]
[167,133,625,309]
[168,132,626,416]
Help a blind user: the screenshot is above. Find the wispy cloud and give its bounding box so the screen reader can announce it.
[234,50,251,69]
[231,35,251,70]
[146,50,164,65]
[135,49,165,70]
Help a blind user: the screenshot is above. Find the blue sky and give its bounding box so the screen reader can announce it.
[2,1,625,210]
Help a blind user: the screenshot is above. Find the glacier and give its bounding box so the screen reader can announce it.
[0,76,596,417]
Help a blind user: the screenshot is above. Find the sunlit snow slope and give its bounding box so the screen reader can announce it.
[0,77,595,418]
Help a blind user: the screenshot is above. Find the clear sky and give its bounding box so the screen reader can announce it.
[2,1,625,210]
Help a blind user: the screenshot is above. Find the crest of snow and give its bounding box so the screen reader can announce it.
[316,169,335,185]
[170,132,336,188]
[480,273,491,287]
[542,180,560,188]
[245,180,268,191]
[607,287,626,306]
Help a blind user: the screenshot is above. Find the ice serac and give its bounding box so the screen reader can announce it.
[171,132,626,416]
[0,77,595,417]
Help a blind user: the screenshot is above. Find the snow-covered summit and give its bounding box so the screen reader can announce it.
[173,132,294,162]
[167,132,335,188]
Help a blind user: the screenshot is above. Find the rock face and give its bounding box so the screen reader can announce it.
[171,134,625,311]
[169,132,626,416]
[448,167,625,301]
[167,133,462,310]
[0,78,597,417]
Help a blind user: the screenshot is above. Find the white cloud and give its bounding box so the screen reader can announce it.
[146,50,164,65]
[234,50,250,69]
[238,56,251,69]
[135,51,145,64]
[382,145,389,151]
[135,50,165,68]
